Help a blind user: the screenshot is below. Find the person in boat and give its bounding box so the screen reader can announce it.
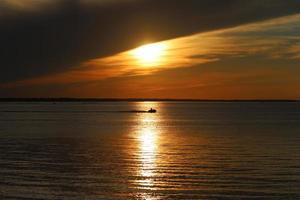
[148,108,157,113]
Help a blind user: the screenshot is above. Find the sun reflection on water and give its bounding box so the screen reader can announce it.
[139,126,157,178]
[134,102,161,199]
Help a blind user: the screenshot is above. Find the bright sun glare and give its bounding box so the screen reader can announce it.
[132,43,166,66]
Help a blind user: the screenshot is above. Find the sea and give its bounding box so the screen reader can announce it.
[0,101,299,199]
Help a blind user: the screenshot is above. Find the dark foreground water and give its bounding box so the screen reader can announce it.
[0,101,300,199]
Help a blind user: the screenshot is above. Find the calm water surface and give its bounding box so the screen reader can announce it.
[0,101,300,199]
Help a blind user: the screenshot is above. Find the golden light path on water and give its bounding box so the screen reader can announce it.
[134,102,161,199]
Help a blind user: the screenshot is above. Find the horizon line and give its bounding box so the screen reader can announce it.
[0,98,299,102]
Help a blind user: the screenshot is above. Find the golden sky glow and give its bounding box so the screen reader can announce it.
[1,14,300,99]
[131,43,167,67]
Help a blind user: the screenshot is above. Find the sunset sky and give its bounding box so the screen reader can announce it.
[0,0,300,99]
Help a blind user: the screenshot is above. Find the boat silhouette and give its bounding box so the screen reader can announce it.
[148,108,157,113]
[122,108,157,113]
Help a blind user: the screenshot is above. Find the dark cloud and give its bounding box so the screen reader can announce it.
[1,0,300,83]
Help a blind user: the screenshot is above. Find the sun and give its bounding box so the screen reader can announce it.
[132,43,166,66]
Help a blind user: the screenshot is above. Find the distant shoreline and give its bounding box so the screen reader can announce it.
[0,98,299,102]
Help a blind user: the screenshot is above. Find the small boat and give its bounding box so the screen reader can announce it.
[148,108,157,113]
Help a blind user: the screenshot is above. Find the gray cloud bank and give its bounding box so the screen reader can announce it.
[1,0,300,83]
